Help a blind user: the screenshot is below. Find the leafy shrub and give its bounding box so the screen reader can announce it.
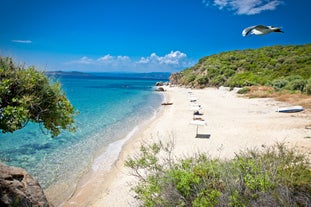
[197,76,209,85]
[272,78,289,90]
[209,75,225,86]
[286,78,306,92]
[187,74,196,83]
[271,75,307,92]
[285,75,304,82]
[224,69,235,78]
[305,77,311,95]
[126,142,311,207]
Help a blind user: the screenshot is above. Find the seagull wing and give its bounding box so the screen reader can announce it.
[242,25,270,36]
[255,25,269,30]
[271,26,284,33]
[242,25,256,36]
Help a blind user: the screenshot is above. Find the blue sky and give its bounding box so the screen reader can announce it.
[1,0,310,72]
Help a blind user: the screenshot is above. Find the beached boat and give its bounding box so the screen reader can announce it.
[277,105,304,113]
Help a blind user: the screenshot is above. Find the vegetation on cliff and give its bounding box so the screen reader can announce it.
[170,44,311,94]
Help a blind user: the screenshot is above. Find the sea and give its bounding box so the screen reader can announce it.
[0,72,167,196]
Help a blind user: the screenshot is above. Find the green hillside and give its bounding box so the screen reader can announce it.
[170,44,311,94]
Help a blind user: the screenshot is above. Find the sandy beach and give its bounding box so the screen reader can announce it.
[61,86,311,207]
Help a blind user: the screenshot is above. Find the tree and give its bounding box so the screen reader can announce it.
[0,57,77,137]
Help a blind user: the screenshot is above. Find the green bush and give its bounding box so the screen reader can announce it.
[209,75,225,86]
[126,142,311,207]
[224,69,235,78]
[272,78,289,90]
[271,76,307,92]
[286,78,306,92]
[187,74,196,83]
[305,78,311,95]
[285,75,304,82]
[197,76,209,85]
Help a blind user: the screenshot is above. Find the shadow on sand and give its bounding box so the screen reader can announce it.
[195,134,211,139]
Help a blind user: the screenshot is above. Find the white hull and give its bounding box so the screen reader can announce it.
[277,106,304,113]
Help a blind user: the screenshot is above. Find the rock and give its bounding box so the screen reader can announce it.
[0,162,51,207]
[155,87,165,92]
[155,82,163,86]
[169,73,182,86]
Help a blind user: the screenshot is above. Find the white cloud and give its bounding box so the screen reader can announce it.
[97,54,113,62]
[66,51,194,72]
[71,55,131,66]
[76,56,93,64]
[213,0,229,9]
[202,0,283,15]
[12,40,32,43]
[137,51,187,65]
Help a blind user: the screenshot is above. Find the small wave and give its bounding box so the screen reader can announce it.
[92,126,139,172]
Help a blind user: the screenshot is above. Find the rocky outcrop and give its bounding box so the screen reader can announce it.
[155,81,164,86]
[169,73,183,86]
[0,162,51,207]
[155,87,165,92]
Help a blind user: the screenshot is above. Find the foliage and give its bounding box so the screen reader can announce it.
[170,44,311,94]
[272,78,289,90]
[305,78,311,95]
[271,75,308,92]
[0,56,77,137]
[197,76,209,86]
[126,142,311,207]
[287,78,306,91]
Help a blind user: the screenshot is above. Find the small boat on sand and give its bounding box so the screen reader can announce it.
[277,106,304,113]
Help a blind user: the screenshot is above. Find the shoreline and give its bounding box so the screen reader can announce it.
[55,91,166,207]
[62,86,310,206]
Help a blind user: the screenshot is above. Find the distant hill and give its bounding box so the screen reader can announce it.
[44,71,92,78]
[170,44,311,93]
[45,71,171,80]
[92,72,171,80]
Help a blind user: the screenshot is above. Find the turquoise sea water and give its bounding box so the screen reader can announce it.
[0,73,164,191]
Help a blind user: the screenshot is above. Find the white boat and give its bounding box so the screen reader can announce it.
[277,106,304,113]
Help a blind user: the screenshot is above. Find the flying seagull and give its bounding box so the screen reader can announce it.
[242,25,284,36]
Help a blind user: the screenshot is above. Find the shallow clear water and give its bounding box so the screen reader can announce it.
[0,74,163,189]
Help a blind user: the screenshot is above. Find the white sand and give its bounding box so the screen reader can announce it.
[61,87,311,207]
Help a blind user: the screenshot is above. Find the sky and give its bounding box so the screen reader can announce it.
[1,0,310,72]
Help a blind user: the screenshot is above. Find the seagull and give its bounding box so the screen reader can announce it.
[242,25,284,36]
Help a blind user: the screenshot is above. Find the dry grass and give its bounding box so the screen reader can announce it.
[246,86,275,98]
[245,86,311,111]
